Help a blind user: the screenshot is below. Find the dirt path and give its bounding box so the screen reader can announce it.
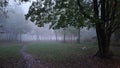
[20,45,47,68]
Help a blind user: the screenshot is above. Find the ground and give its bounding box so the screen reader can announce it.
[0,41,120,68]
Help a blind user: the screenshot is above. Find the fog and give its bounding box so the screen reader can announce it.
[0,0,96,42]
[0,0,120,68]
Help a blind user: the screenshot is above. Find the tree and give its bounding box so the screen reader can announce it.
[77,28,80,43]
[25,0,85,42]
[54,30,58,41]
[77,0,120,58]
[2,5,31,41]
[0,0,8,40]
[11,0,120,58]
[66,26,79,43]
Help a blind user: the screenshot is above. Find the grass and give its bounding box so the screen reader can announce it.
[0,44,22,61]
[0,43,23,68]
[0,41,119,68]
[26,42,98,63]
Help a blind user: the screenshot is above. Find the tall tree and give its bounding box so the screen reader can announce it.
[77,0,120,58]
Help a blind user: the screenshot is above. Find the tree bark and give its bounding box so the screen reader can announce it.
[63,28,66,43]
[54,30,58,41]
[77,28,80,43]
[95,25,112,58]
[93,0,113,58]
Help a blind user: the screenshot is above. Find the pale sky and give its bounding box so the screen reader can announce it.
[21,0,37,14]
[8,0,37,14]
[20,1,33,14]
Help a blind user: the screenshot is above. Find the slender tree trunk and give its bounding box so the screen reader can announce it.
[63,32,65,42]
[36,34,39,41]
[15,34,18,41]
[54,30,58,41]
[71,34,72,43]
[63,28,66,43]
[77,28,80,43]
[19,33,22,42]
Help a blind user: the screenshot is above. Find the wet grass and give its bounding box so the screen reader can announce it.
[0,45,22,59]
[0,43,22,64]
[25,42,120,68]
[26,42,98,63]
[0,42,119,68]
[0,43,24,68]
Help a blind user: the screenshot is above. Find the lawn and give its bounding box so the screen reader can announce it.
[25,42,120,68]
[0,43,22,68]
[26,42,98,63]
[0,42,119,68]
[0,45,22,59]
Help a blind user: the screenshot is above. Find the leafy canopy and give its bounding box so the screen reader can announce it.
[25,0,94,29]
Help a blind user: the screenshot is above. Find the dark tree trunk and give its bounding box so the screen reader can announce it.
[95,25,112,58]
[63,31,66,42]
[77,0,118,58]
[54,30,58,41]
[63,28,66,43]
[77,28,80,43]
[93,0,113,58]
[70,34,73,43]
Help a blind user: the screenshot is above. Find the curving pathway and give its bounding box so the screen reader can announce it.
[20,45,47,68]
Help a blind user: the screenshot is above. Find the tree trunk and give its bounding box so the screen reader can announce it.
[93,0,113,58]
[71,34,72,43]
[54,30,58,41]
[95,26,112,58]
[36,34,39,41]
[63,28,66,43]
[63,31,66,42]
[19,33,22,42]
[77,28,80,43]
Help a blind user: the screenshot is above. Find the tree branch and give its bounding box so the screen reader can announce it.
[77,0,92,20]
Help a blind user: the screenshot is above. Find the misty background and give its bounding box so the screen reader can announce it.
[0,0,97,42]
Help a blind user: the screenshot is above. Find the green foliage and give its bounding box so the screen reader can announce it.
[0,0,8,7]
[25,0,93,29]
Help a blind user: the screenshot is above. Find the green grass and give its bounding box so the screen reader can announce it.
[0,44,22,60]
[26,42,98,63]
